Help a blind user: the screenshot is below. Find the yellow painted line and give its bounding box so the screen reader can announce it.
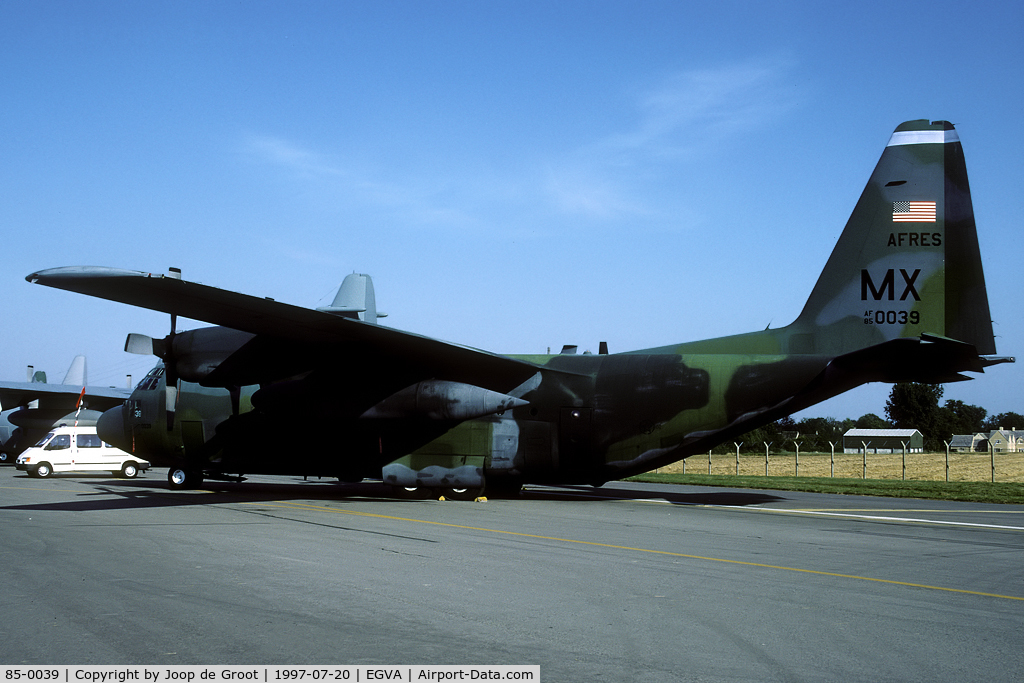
[242,500,1024,602]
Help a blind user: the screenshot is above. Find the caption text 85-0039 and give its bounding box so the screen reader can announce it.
[3,667,539,683]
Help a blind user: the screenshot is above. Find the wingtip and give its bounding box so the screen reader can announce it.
[26,266,151,285]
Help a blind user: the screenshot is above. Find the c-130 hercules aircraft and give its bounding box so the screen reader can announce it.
[27,120,1013,498]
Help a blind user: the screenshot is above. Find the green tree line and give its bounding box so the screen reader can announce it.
[718,383,1023,454]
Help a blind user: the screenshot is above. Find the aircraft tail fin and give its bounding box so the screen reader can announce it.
[790,120,999,362]
[61,355,88,386]
[316,273,387,324]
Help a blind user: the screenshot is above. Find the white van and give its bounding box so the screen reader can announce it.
[15,424,150,479]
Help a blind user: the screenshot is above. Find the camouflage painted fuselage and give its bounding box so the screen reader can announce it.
[28,120,1012,493]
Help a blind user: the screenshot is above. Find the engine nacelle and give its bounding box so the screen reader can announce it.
[361,380,528,421]
[125,327,255,384]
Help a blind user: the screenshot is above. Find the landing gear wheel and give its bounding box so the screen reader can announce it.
[441,486,485,501]
[168,467,204,490]
[121,462,139,479]
[0,451,9,464]
[33,462,53,478]
[393,485,426,499]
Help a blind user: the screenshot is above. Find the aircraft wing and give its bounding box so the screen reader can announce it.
[0,381,132,411]
[26,266,547,391]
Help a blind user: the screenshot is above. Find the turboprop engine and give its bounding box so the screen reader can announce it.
[361,380,529,421]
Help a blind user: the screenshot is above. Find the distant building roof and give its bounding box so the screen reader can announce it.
[949,434,980,448]
[844,429,922,438]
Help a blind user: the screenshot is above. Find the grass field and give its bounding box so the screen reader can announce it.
[626,450,1024,504]
[653,450,1024,482]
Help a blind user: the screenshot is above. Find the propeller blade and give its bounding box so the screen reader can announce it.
[165,291,179,429]
[125,333,155,355]
[165,382,178,431]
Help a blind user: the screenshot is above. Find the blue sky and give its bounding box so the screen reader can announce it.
[2,0,1021,422]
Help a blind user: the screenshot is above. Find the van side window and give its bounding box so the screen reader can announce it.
[45,434,71,450]
[78,434,102,448]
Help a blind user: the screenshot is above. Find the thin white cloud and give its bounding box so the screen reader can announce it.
[248,135,346,178]
[543,165,649,220]
[245,56,801,229]
[613,55,799,157]
[545,56,800,219]
[246,134,485,230]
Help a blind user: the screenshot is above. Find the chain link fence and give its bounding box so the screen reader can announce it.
[661,447,1024,483]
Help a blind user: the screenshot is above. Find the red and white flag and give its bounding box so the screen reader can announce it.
[893,201,936,222]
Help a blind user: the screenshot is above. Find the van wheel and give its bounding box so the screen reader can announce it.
[121,462,139,479]
[34,462,53,478]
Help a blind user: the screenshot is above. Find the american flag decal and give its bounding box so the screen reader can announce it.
[893,201,936,222]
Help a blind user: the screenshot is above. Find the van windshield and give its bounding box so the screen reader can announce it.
[34,432,55,447]
[44,434,71,451]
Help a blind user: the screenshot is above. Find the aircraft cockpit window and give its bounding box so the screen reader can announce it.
[44,434,71,451]
[138,376,163,390]
[137,367,165,390]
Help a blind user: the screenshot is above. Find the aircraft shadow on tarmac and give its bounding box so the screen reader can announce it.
[1,474,392,513]
[1,472,786,513]
[526,484,787,507]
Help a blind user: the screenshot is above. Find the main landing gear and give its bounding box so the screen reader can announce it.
[392,485,485,500]
[391,484,520,500]
[168,467,204,490]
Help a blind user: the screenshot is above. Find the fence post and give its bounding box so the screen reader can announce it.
[764,442,772,476]
[734,442,743,475]
[861,441,870,479]
[829,441,836,478]
[794,441,801,477]
[901,441,908,481]
[990,439,995,483]
[708,449,712,475]
[944,440,950,482]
